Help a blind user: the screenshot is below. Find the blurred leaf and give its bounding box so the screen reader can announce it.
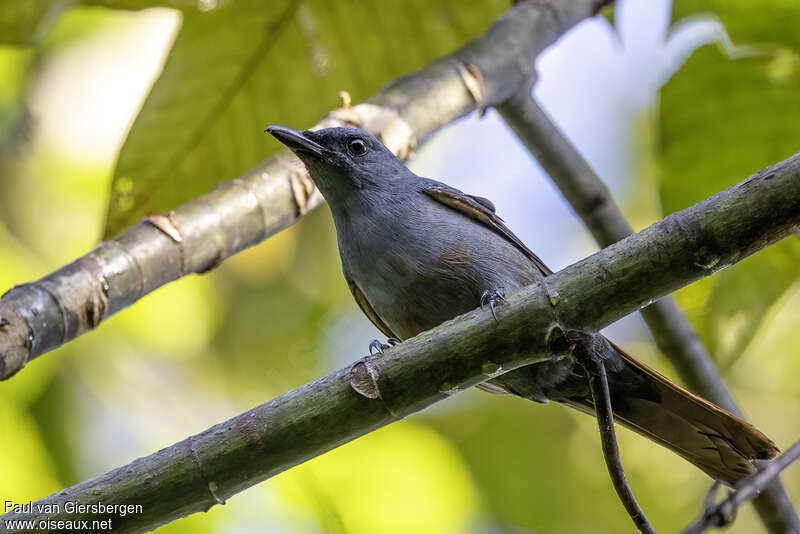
[0,49,34,234]
[0,6,170,245]
[0,0,117,46]
[731,281,800,400]
[275,420,481,534]
[0,48,33,118]
[660,0,800,366]
[0,0,62,45]
[0,0,194,46]
[427,394,703,532]
[103,0,508,236]
[103,269,220,356]
[0,399,61,501]
[37,4,138,52]
[703,239,800,367]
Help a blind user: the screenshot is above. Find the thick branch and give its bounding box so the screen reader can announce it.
[2,151,799,534]
[0,0,609,380]
[497,92,800,532]
[683,441,800,534]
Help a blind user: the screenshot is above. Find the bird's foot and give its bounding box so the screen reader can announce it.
[561,330,623,373]
[480,288,506,321]
[368,337,400,355]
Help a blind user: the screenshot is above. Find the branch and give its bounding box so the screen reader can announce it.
[682,441,800,534]
[2,151,799,533]
[497,91,800,532]
[0,0,610,380]
[497,91,741,407]
[571,331,656,534]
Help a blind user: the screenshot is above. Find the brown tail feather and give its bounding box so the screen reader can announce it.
[568,341,778,485]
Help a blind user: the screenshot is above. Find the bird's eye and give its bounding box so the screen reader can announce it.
[347,138,368,156]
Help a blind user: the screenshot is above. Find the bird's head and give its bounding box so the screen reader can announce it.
[265,125,408,205]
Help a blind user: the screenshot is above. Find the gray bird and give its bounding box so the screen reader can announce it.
[266,124,777,485]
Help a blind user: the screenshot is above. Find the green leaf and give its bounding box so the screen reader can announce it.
[0,47,35,234]
[660,0,800,366]
[1,1,208,47]
[0,0,62,45]
[102,0,507,236]
[705,239,800,366]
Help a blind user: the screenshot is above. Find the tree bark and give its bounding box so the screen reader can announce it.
[2,151,798,534]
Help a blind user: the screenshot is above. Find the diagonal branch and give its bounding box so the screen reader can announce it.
[2,150,799,534]
[497,91,738,407]
[682,441,800,534]
[497,90,800,533]
[0,0,611,380]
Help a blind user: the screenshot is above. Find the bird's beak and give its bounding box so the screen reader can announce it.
[265,125,325,157]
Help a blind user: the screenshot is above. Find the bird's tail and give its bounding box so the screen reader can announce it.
[566,341,778,485]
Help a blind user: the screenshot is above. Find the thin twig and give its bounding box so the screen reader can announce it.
[576,334,657,534]
[682,441,800,534]
[496,90,800,533]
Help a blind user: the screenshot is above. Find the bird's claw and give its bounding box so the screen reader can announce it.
[369,338,400,355]
[480,288,506,321]
[368,340,386,355]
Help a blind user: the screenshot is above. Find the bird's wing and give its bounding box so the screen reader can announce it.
[346,277,399,340]
[465,194,496,213]
[421,182,553,277]
[475,380,512,395]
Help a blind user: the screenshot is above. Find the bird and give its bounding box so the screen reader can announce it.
[265,124,777,485]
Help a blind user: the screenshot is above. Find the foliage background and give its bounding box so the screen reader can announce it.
[0,0,799,532]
